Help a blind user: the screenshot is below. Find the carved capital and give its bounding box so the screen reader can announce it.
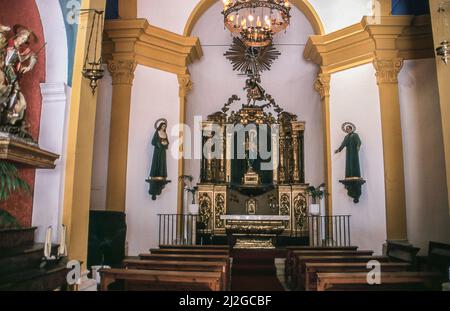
[373,58,404,84]
[107,60,137,85]
[314,73,331,99]
[178,74,193,98]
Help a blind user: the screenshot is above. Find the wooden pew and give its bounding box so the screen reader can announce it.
[285,246,358,283]
[316,271,441,291]
[100,268,223,291]
[293,255,391,290]
[149,248,230,256]
[304,262,411,291]
[159,244,229,250]
[123,259,230,290]
[287,250,375,288]
[139,253,229,263]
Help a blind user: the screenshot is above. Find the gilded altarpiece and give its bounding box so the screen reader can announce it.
[197,100,310,237]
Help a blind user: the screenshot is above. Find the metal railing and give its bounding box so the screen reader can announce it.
[307,215,351,247]
[157,214,351,247]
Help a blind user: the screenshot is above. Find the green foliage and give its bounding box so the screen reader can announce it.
[0,161,31,202]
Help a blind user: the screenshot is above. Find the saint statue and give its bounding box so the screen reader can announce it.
[335,122,365,203]
[243,71,266,105]
[0,25,38,138]
[146,118,171,200]
[335,122,361,178]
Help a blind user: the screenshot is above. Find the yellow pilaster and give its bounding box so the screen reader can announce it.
[118,0,137,19]
[62,0,106,270]
[105,60,137,212]
[177,74,193,214]
[429,0,450,215]
[373,56,408,241]
[314,72,332,215]
[375,0,392,16]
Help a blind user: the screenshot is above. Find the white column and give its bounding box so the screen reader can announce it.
[32,83,70,243]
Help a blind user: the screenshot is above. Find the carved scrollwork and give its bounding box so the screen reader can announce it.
[215,193,225,229]
[198,192,212,227]
[279,193,290,216]
[293,193,308,230]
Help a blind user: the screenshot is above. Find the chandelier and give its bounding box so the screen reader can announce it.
[222,0,291,47]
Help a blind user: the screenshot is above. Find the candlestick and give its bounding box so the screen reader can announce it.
[44,226,53,259]
[57,224,67,257]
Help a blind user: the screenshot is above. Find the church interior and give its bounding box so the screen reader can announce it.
[0,0,450,293]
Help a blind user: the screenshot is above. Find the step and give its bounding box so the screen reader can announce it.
[0,263,68,291]
[0,244,59,277]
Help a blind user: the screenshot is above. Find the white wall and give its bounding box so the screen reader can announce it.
[33,0,69,243]
[185,3,324,187]
[399,59,450,254]
[125,66,180,255]
[309,0,372,33]
[138,0,198,34]
[330,64,387,254]
[90,69,112,211]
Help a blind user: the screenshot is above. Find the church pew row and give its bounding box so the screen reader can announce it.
[99,268,223,291]
[123,259,230,290]
[292,255,391,290]
[149,248,230,256]
[286,250,374,288]
[159,245,229,250]
[284,246,358,283]
[315,271,442,291]
[304,262,412,291]
[139,253,230,263]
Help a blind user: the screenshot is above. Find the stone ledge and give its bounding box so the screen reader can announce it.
[0,136,59,169]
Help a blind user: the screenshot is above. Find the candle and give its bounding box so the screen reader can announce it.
[44,226,52,259]
[57,224,67,257]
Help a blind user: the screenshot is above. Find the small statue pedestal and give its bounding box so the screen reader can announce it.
[339,177,366,203]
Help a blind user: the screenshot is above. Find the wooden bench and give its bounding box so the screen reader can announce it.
[386,241,420,268]
[123,259,230,290]
[100,268,223,291]
[149,248,230,255]
[159,244,229,250]
[316,271,441,291]
[139,253,230,262]
[287,250,375,288]
[418,241,450,282]
[292,255,391,290]
[304,262,411,291]
[285,246,358,284]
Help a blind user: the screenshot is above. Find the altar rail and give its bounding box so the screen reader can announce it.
[157,214,351,247]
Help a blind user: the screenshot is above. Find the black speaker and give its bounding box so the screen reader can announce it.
[87,211,127,268]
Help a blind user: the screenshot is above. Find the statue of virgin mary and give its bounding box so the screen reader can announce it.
[146,118,171,200]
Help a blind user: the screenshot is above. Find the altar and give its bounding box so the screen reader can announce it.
[221,215,290,249]
[196,95,312,244]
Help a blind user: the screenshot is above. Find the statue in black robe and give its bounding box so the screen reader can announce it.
[336,122,365,203]
[146,119,171,200]
[335,123,362,178]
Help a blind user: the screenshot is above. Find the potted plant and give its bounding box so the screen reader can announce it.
[179,175,198,214]
[306,183,326,216]
[0,161,34,249]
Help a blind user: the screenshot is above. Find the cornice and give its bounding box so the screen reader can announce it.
[103,19,203,75]
[304,15,434,74]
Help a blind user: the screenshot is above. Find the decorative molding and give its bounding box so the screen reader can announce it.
[304,16,434,74]
[178,74,193,98]
[107,60,137,85]
[314,73,331,99]
[103,19,203,75]
[373,58,404,84]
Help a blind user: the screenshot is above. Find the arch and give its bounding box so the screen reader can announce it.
[183,0,325,37]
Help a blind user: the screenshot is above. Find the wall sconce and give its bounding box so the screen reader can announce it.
[436,40,449,64]
[436,2,450,65]
[82,10,105,94]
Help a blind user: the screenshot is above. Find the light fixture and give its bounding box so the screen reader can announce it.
[82,10,105,94]
[222,0,291,47]
[436,1,450,65]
